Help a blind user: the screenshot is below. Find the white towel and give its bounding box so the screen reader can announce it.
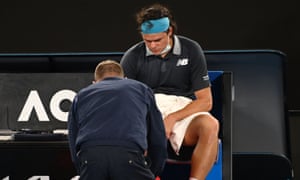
[155,93,210,155]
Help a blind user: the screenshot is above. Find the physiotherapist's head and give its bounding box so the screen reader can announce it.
[136,3,177,56]
[94,60,124,83]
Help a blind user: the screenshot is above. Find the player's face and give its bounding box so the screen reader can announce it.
[142,31,170,55]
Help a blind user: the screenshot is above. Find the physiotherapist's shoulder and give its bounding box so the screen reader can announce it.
[76,83,92,94]
[76,82,101,98]
[125,78,152,90]
[125,77,144,85]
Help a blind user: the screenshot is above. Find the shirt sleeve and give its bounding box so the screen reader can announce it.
[145,87,168,176]
[190,41,211,91]
[67,96,80,174]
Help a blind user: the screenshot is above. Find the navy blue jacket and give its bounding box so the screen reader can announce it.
[68,77,167,176]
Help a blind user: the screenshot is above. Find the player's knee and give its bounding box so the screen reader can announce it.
[203,115,219,136]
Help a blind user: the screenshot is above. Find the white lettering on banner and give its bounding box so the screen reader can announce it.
[50,90,76,122]
[18,90,49,122]
[17,89,76,122]
[28,176,49,180]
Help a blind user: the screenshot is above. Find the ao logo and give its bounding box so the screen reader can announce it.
[17,89,76,122]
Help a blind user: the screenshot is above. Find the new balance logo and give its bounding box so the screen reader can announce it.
[176,58,189,66]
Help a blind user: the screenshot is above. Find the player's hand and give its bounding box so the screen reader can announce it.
[163,113,177,139]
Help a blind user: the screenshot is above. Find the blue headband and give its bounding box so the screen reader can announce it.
[141,17,170,34]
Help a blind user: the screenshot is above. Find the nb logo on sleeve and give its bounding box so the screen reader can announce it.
[176,58,189,66]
